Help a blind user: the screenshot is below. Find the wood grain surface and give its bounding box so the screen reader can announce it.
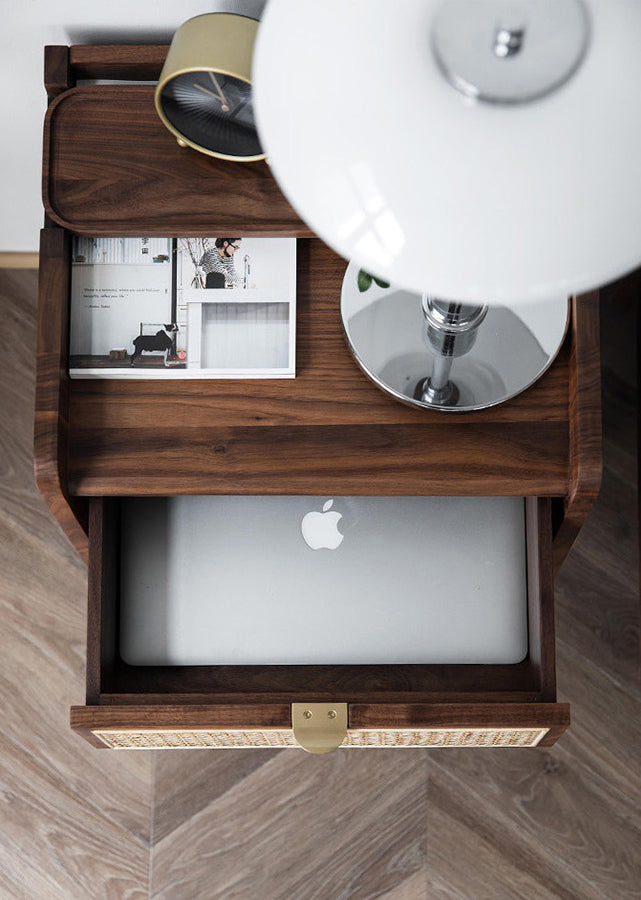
[44,45,73,100]
[1,270,152,899]
[43,85,312,237]
[56,236,581,498]
[1,269,638,898]
[35,228,89,564]
[553,292,603,570]
[151,749,428,900]
[69,44,169,81]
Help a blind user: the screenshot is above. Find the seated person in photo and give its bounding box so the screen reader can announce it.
[199,238,243,288]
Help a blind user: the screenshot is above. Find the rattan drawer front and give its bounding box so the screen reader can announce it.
[92,727,549,750]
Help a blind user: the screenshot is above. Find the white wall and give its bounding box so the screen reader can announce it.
[1,1,229,252]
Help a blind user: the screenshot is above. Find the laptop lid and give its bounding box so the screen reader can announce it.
[119,495,528,666]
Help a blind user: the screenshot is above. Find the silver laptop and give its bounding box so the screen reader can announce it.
[119,495,529,666]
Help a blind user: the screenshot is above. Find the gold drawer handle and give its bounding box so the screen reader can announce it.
[291,703,348,754]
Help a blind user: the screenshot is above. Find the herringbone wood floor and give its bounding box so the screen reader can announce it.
[0,268,638,899]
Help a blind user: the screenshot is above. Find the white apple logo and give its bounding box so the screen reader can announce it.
[301,499,344,550]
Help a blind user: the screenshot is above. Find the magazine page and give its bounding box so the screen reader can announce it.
[69,236,296,379]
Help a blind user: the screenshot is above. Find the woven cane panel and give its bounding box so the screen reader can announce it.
[92,729,298,749]
[92,727,548,750]
[343,728,549,748]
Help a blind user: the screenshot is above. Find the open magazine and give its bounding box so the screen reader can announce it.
[69,237,297,378]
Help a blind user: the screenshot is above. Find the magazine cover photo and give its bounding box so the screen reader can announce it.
[69,236,297,378]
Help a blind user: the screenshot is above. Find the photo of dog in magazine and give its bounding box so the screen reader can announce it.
[69,236,297,379]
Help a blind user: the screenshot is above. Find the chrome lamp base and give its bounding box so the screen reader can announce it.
[340,263,570,413]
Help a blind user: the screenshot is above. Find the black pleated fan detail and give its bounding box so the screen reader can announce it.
[160,72,263,158]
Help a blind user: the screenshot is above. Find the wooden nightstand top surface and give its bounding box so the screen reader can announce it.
[43,83,312,238]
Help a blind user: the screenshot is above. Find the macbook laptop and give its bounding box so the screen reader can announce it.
[119,495,529,666]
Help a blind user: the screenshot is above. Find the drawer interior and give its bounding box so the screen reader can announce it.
[118,495,529,667]
[86,495,556,703]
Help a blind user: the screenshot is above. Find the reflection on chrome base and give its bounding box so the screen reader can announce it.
[414,374,459,407]
[340,262,571,413]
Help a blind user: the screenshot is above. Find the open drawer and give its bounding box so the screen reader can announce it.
[70,494,570,751]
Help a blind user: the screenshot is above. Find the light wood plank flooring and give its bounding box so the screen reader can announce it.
[0,269,638,899]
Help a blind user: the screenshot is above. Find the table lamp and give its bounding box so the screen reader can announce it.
[253,0,641,410]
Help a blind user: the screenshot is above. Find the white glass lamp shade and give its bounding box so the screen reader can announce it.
[253,0,641,304]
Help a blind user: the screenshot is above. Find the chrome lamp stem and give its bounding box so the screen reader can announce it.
[416,296,488,407]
